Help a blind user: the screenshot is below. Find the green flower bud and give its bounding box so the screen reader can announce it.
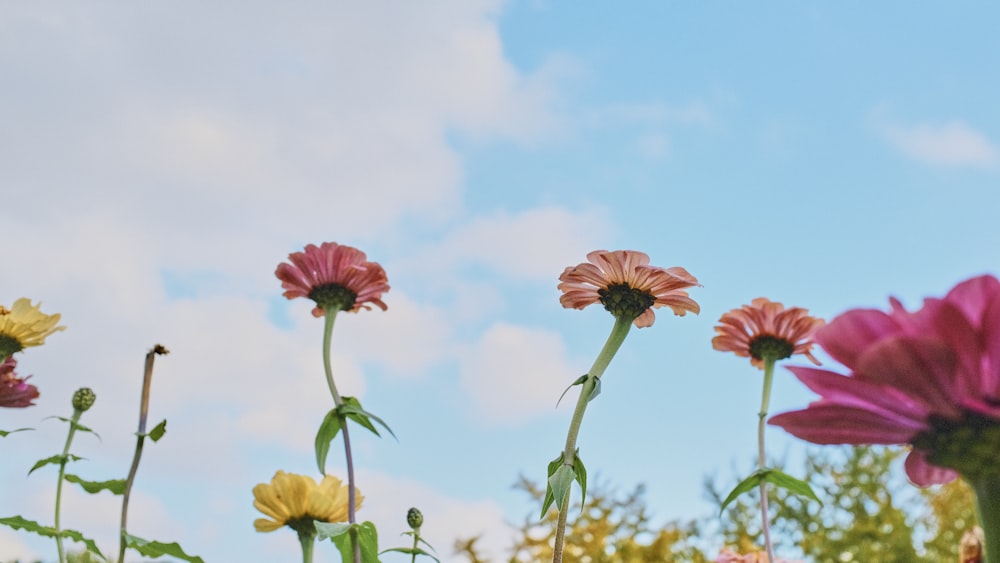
[406,507,423,530]
[72,387,96,413]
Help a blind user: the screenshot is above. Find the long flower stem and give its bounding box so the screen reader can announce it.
[298,529,316,563]
[119,345,166,563]
[322,309,360,563]
[552,315,632,563]
[971,475,1000,563]
[411,530,419,563]
[55,410,82,563]
[757,358,777,563]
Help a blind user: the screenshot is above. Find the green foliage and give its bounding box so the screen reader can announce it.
[147,419,167,442]
[330,521,381,563]
[28,454,83,475]
[123,533,205,563]
[63,474,126,495]
[0,515,105,560]
[541,449,588,518]
[339,396,397,440]
[314,408,343,474]
[315,398,396,474]
[0,427,33,437]
[720,468,820,513]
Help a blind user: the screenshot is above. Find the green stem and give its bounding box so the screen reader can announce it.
[552,315,633,563]
[411,530,419,563]
[971,475,1000,563]
[322,308,360,563]
[55,410,82,563]
[757,358,776,563]
[297,528,316,563]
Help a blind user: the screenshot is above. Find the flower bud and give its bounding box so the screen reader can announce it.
[406,507,423,530]
[72,387,96,412]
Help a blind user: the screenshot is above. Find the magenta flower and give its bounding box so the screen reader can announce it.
[0,356,39,408]
[275,242,390,317]
[770,275,1000,487]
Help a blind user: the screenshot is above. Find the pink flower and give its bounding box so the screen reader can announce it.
[558,250,700,328]
[715,548,802,563]
[770,275,1000,486]
[0,357,39,408]
[712,297,825,369]
[275,242,390,317]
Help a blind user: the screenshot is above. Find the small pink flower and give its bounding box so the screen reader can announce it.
[770,275,1000,486]
[715,548,802,563]
[712,297,825,369]
[276,242,389,317]
[0,357,39,408]
[558,250,699,328]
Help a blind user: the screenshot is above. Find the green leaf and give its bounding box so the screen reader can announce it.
[539,452,564,518]
[51,417,100,439]
[572,449,588,510]
[339,397,397,441]
[0,427,33,437]
[719,469,768,514]
[331,521,381,563]
[123,533,204,563]
[556,374,588,407]
[548,465,575,517]
[0,515,105,559]
[64,474,126,495]
[148,419,167,442]
[315,521,352,540]
[380,547,440,562]
[588,376,602,401]
[29,454,84,475]
[314,408,342,474]
[764,469,823,506]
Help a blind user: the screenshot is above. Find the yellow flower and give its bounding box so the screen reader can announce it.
[252,471,361,533]
[0,298,66,357]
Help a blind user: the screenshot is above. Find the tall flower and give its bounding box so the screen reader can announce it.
[0,357,39,408]
[558,249,699,327]
[713,298,825,369]
[770,275,1000,561]
[0,298,65,359]
[253,471,361,533]
[276,242,389,317]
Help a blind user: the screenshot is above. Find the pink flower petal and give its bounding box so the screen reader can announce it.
[769,405,923,444]
[904,449,958,486]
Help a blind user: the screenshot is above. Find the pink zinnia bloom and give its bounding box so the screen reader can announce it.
[558,250,700,328]
[770,275,1000,486]
[715,548,802,563]
[275,242,390,318]
[712,297,825,369]
[0,357,39,408]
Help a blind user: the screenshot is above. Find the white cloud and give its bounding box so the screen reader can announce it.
[878,119,998,168]
[459,322,581,425]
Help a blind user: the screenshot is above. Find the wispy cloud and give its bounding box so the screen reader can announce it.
[877,118,998,168]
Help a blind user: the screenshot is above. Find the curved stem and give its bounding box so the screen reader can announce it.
[757,358,776,563]
[321,309,360,563]
[971,475,1000,563]
[55,410,82,563]
[552,315,632,563]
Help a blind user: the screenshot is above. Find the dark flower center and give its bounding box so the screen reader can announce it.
[598,283,655,321]
[911,411,1000,481]
[748,335,795,362]
[286,515,319,536]
[0,334,23,359]
[308,284,358,313]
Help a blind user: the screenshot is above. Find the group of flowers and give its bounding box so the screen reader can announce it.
[5,242,996,562]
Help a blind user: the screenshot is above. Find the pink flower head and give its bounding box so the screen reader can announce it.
[715,548,802,563]
[276,242,389,317]
[0,356,39,408]
[713,297,825,369]
[558,250,700,328]
[770,275,1000,486]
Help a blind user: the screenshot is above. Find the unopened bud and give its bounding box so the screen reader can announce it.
[72,387,96,412]
[406,507,423,530]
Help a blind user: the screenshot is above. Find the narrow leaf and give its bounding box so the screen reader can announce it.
[123,533,204,563]
[548,465,575,516]
[587,376,602,402]
[51,417,100,439]
[719,469,769,514]
[0,515,105,559]
[64,474,126,495]
[314,408,342,475]
[0,428,33,437]
[764,469,823,505]
[539,452,564,518]
[572,449,588,510]
[556,374,588,407]
[339,397,397,440]
[148,419,167,442]
[29,454,83,475]
[380,547,440,562]
[331,521,380,563]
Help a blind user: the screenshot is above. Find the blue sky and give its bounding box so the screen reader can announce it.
[2,2,999,561]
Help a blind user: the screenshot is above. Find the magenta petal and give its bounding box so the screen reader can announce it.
[943,274,1000,329]
[855,337,964,419]
[769,405,922,445]
[817,309,901,370]
[787,366,933,426]
[903,449,958,486]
